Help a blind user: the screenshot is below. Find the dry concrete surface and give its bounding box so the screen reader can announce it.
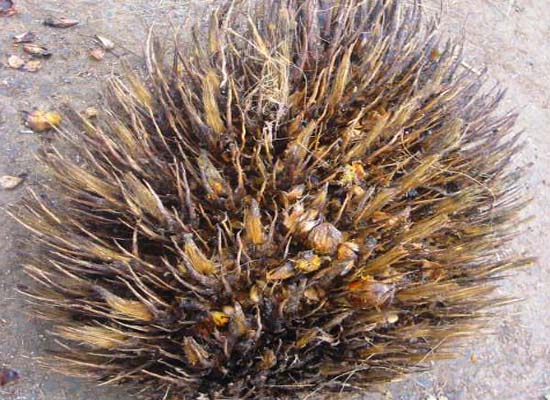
[0,1,548,399]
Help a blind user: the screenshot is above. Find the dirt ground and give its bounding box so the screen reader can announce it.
[0,1,548,399]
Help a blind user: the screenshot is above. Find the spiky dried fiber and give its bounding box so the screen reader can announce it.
[12,0,531,399]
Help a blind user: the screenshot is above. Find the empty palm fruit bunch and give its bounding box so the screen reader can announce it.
[11,0,532,398]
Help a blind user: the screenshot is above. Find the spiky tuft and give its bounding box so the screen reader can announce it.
[13,0,530,398]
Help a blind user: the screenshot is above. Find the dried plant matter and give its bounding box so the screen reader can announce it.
[12,0,530,398]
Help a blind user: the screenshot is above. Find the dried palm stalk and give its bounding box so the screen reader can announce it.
[12,0,531,398]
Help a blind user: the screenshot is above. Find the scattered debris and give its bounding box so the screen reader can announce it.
[0,175,24,190]
[7,55,25,69]
[13,31,36,44]
[6,55,42,72]
[0,368,19,386]
[95,35,115,51]
[23,59,42,72]
[90,48,106,61]
[43,16,79,28]
[0,0,16,16]
[84,106,98,118]
[26,110,62,132]
[23,43,52,58]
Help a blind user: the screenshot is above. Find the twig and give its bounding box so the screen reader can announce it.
[461,60,482,76]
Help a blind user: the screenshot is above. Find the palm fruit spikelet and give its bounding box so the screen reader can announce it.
[10,0,532,398]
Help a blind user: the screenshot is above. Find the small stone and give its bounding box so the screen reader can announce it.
[43,17,79,28]
[7,55,25,69]
[13,31,36,44]
[23,43,51,58]
[23,60,42,72]
[95,35,115,50]
[0,175,24,190]
[90,48,105,61]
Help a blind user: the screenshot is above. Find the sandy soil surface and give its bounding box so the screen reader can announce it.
[0,1,548,399]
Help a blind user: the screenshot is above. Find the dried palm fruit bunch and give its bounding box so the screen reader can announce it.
[13,0,530,398]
